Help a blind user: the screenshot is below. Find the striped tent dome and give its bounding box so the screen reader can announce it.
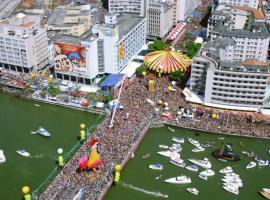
[143,50,191,74]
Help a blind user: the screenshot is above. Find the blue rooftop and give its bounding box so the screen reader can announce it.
[100,74,125,87]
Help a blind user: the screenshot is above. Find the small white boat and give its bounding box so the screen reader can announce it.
[164,175,191,184]
[149,163,163,170]
[157,151,173,158]
[223,181,243,188]
[142,153,150,159]
[186,165,199,172]
[198,174,208,180]
[155,175,163,180]
[192,146,205,152]
[34,104,41,107]
[172,137,184,143]
[36,127,51,137]
[258,159,269,166]
[159,144,169,149]
[199,169,215,177]
[170,159,186,168]
[156,192,168,198]
[188,137,200,147]
[218,158,228,162]
[16,149,30,157]
[219,166,233,174]
[0,150,6,163]
[246,161,257,169]
[168,127,175,132]
[187,187,199,195]
[223,185,239,195]
[188,158,212,169]
[262,188,270,193]
[170,144,182,153]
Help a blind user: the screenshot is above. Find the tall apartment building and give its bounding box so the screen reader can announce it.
[218,0,259,8]
[177,0,201,21]
[0,13,49,73]
[54,13,147,83]
[47,4,92,37]
[188,5,270,110]
[146,0,174,38]
[0,0,21,20]
[108,0,146,17]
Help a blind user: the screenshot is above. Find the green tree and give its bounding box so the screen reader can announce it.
[186,42,202,58]
[136,65,147,76]
[148,40,170,51]
[170,70,184,82]
[48,84,59,97]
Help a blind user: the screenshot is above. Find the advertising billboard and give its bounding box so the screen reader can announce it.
[54,43,86,74]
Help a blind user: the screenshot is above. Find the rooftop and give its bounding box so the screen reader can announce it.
[232,5,265,19]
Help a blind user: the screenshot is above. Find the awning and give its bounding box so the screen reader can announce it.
[100,74,124,87]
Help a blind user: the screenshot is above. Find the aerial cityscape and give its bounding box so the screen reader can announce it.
[0,0,270,199]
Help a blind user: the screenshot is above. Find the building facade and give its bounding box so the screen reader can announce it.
[177,0,201,21]
[218,0,259,9]
[108,0,146,17]
[54,13,147,84]
[146,0,174,38]
[0,13,49,73]
[47,5,92,37]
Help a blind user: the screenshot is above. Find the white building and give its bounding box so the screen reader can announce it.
[0,13,50,73]
[190,38,270,109]
[47,5,92,37]
[218,0,259,9]
[146,0,174,38]
[177,0,201,21]
[54,13,147,84]
[108,0,146,17]
[0,0,21,20]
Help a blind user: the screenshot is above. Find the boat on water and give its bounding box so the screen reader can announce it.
[16,149,30,157]
[223,180,243,188]
[155,175,163,180]
[188,137,200,147]
[170,144,182,153]
[219,166,233,174]
[142,153,150,159]
[199,169,215,177]
[187,187,199,195]
[157,151,173,158]
[201,143,212,148]
[172,137,184,143]
[192,146,205,152]
[170,159,186,168]
[223,185,239,195]
[186,165,199,172]
[164,175,191,184]
[188,158,212,169]
[34,104,41,107]
[149,163,163,170]
[36,127,51,137]
[168,127,175,132]
[218,158,228,162]
[0,150,6,163]
[241,150,255,158]
[246,161,257,169]
[156,192,168,198]
[212,143,241,161]
[260,190,270,200]
[198,174,208,180]
[258,159,269,166]
[159,144,169,149]
[262,188,270,193]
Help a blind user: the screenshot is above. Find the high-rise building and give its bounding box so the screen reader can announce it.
[108,0,146,17]
[187,4,270,110]
[146,0,174,38]
[0,0,21,20]
[176,0,201,21]
[218,0,259,9]
[0,13,50,73]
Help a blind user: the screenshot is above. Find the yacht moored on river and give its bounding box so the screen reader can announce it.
[0,150,6,163]
[188,158,212,169]
[164,175,191,184]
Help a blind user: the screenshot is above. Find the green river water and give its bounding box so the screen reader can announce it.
[0,93,98,200]
[106,126,270,200]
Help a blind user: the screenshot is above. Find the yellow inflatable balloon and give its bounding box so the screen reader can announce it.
[22,186,30,194]
[115,164,121,172]
[80,123,86,129]
[212,113,217,119]
[142,71,146,76]
[30,73,36,78]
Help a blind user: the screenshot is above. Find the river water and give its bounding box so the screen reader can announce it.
[106,126,270,200]
[0,93,98,200]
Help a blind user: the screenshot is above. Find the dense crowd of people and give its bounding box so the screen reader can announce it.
[40,75,270,200]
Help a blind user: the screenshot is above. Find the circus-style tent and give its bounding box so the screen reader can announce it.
[143,50,191,74]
